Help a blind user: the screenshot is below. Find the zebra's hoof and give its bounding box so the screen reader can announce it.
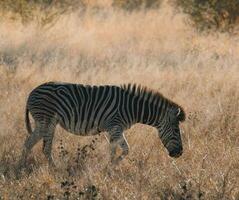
[48,162,57,170]
[111,157,123,165]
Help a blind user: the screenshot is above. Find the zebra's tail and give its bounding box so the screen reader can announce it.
[25,107,32,134]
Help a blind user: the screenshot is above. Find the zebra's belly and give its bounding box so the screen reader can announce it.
[59,120,101,136]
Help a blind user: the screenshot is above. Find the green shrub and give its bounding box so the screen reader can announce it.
[112,0,162,11]
[173,0,239,32]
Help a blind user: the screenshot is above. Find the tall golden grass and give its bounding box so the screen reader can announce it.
[0,1,239,199]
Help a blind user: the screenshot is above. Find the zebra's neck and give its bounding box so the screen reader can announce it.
[121,84,170,128]
[135,94,168,127]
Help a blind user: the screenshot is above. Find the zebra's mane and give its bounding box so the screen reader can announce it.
[121,83,186,121]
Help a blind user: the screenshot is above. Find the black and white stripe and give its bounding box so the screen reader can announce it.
[19,82,186,167]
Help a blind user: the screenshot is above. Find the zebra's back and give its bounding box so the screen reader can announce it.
[27,82,123,135]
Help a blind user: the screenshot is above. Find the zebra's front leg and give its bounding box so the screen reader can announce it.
[114,136,129,164]
[108,127,129,164]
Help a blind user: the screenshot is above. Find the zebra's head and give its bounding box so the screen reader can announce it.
[158,106,185,158]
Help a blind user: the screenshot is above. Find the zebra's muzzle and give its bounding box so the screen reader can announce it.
[169,148,183,158]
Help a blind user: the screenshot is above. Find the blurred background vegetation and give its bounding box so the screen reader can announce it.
[173,0,239,32]
[0,0,238,32]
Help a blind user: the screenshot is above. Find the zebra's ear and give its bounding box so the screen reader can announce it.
[177,108,181,116]
[176,107,186,122]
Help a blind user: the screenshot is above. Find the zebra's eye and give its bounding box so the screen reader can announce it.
[173,123,179,129]
[169,113,179,125]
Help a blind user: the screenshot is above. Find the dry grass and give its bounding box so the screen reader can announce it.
[0,1,239,199]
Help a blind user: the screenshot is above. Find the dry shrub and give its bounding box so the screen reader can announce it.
[0,0,93,25]
[0,0,163,26]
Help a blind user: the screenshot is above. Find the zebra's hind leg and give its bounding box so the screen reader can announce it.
[108,126,129,164]
[18,125,42,169]
[41,122,57,168]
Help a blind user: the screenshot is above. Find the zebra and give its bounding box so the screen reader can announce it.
[19,82,186,167]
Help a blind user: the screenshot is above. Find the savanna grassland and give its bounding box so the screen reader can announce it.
[0,0,239,199]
